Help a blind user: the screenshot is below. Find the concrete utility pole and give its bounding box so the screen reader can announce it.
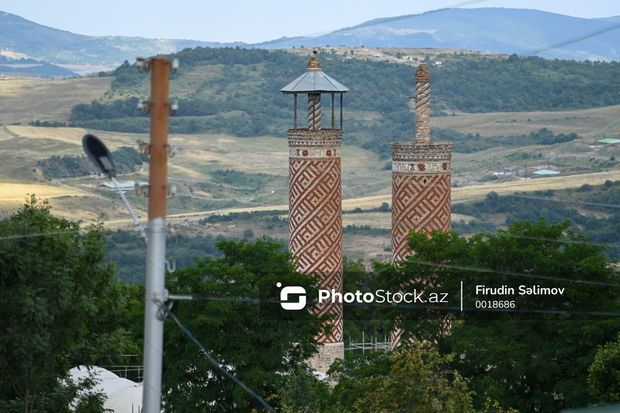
[142,57,171,413]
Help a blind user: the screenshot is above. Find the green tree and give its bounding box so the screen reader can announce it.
[0,197,136,412]
[589,334,620,403]
[276,363,331,413]
[380,220,620,411]
[162,238,323,412]
[330,343,475,413]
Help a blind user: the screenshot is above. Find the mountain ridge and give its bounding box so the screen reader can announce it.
[258,8,620,61]
[0,7,618,75]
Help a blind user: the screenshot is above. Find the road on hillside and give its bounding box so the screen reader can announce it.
[103,169,620,229]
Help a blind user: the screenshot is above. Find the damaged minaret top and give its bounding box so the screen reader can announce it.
[414,63,432,143]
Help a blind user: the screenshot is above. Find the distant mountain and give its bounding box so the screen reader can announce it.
[1,7,618,74]
[0,60,76,77]
[0,11,239,70]
[258,8,620,61]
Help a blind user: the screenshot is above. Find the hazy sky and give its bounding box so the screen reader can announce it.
[2,0,619,43]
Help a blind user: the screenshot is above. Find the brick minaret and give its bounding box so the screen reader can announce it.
[390,64,452,348]
[281,51,349,371]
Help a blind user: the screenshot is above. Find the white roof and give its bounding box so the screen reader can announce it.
[68,366,143,413]
[533,169,560,176]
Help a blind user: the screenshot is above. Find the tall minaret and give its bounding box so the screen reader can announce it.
[281,51,349,372]
[391,64,452,261]
[390,64,452,348]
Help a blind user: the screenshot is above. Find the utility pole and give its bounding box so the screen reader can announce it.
[142,57,171,413]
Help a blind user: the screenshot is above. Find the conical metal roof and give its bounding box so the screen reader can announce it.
[281,51,349,94]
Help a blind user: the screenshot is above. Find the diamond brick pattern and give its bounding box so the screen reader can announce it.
[289,157,343,344]
[391,173,451,261]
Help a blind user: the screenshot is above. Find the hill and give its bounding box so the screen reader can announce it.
[259,8,620,61]
[0,60,76,77]
[66,47,620,158]
[1,7,619,74]
[0,48,619,240]
[0,11,232,71]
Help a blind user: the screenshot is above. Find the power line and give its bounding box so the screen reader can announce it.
[0,230,77,241]
[164,293,620,317]
[529,21,620,56]
[405,259,620,288]
[160,304,274,412]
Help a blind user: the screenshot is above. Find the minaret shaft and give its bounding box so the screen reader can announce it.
[390,64,453,349]
[415,66,431,143]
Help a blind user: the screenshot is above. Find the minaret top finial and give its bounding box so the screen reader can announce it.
[307,50,321,72]
[416,63,430,82]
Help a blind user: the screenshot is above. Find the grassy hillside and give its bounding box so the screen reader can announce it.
[0,76,111,124]
[67,48,620,158]
[103,178,620,278]
[1,48,619,254]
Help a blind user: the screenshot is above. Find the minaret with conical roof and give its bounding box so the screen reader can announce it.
[281,51,349,372]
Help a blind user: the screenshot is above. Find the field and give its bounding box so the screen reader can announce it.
[432,104,620,141]
[1,117,619,226]
[0,182,88,202]
[0,76,112,124]
[1,72,620,261]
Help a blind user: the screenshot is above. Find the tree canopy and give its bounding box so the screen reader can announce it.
[374,220,620,412]
[0,197,137,413]
[162,238,323,412]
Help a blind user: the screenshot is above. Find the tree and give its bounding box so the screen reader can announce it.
[329,343,475,413]
[276,363,331,413]
[162,238,323,412]
[0,197,136,412]
[589,334,620,403]
[379,220,620,411]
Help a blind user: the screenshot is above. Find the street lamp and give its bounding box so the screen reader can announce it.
[82,134,146,241]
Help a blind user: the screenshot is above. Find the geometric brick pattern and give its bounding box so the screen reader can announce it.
[391,173,451,261]
[289,147,343,344]
[390,64,452,350]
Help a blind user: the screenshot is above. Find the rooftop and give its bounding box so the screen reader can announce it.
[281,51,349,94]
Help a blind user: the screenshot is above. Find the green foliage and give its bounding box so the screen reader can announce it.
[275,364,331,413]
[0,196,136,412]
[70,48,620,157]
[453,184,620,257]
[330,344,475,413]
[433,56,620,112]
[162,238,322,412]
[199,209,287,224]
[106,230,222,283]
[433,127,580,153]
[341,259,391,343]
[70,97,141,121]
[589,334,620,403]
[28,120,67,127]
[377,220,620,411]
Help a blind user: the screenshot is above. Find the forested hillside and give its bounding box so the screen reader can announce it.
[68,48,620,157]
